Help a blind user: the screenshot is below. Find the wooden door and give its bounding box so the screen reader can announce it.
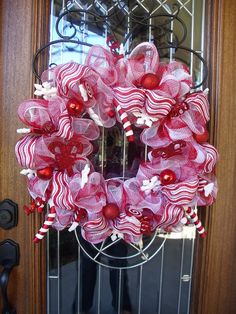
[192,1,236,313]
[0,1,49,313]
[0,1,236,314]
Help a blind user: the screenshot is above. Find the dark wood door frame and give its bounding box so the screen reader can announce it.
[192,1,236,313]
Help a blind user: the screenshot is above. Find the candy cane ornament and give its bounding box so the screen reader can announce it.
[33,205,56,243]
[185,206,206,238]
[113,100,134,142]
[68,208,88,232]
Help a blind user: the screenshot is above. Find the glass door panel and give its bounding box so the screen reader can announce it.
[46,1,206,313]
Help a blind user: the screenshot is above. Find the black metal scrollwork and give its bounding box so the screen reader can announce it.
[32,1,207,88]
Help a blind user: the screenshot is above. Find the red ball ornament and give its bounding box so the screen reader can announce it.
[141,73,159,90]
[194,130,209,143]
[159,169,176,185]
[102,203,120,220]
[66,99,84,117]
[37,167,53,180]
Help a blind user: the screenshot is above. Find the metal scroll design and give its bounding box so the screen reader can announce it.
[32,1,208,88]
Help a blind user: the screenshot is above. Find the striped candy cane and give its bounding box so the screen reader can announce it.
[68,210,80,232]
[197,178,208,192]
[68,208,87,232]
[185,206,206,238]
[113,100,134,142]
[33,206,56,243]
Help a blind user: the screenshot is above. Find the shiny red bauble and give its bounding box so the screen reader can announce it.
[102,203,120,220]
[194,130,209,143]
[159,169,176,185]
[36,167,53,180]
[141,73,159,90]
[66,99,84,117]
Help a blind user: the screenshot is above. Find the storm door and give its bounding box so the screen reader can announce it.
[43,1,206,313]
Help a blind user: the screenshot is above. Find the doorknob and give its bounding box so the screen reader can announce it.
[0,239,20,314]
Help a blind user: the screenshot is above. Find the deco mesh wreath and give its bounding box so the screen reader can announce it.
[15,42,218,245]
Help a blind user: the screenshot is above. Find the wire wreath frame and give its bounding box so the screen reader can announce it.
[75,228,167,269]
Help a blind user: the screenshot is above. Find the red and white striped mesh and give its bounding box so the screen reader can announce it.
[15,42,219,244]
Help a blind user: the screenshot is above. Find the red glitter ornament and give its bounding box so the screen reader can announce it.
[66,99,84,117]
[194,130,209,143]
[141,73,159,90]
[102,203,120,219]
[37,167,53,180]
[159,169,176,185]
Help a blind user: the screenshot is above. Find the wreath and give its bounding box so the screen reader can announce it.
[15,42,218,245]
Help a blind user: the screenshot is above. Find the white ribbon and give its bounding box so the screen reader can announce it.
[81,164,90,189]
[78,84,88,102]
[87,108,104,126]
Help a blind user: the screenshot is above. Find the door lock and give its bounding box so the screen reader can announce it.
[0,200,18,230]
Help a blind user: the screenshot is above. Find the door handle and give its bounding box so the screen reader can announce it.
[0,239,20,314]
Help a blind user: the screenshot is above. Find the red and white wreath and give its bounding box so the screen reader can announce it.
[15,42,218,244]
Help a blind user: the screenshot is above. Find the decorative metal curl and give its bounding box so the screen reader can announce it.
[123,12,187,48]
[56,3,186,45]
[33,2,208,87]
[157,46,208,89]
[55,9,114,39]
[32,39,93,81]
